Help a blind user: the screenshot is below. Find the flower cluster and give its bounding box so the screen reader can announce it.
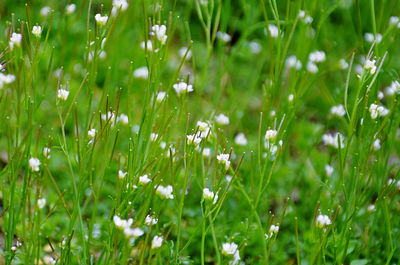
[113,215,144,238]
[316,214,331,228]
[217,153,231,170]
[322,132,344,149]
[222,242,241,265]
[369,103,389,119]
[156,185,174,199]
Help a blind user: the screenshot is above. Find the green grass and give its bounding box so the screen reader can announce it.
[0,0,400,264]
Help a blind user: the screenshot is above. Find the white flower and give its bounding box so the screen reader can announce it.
[325,164,333,177]
[364,33,382,43]
[29,157,41,172]
[288,94,294,102]
[234,133,248,146]
[330,104,346,117]
[150,25,168,44]
[217,153,231,170]
[118,113,129,125]
[9,33,22,50]
[378,91,384,100]
[145,215,158,225]
[298,10,305,19]
[390,16,399,24]
[156,185,174,199]
[309,50,326,63]
[112,0,129,15]
[322,132,345,149]
[202,147,211,157]
[95,14,108,26]
[133,66,149,79]
[369,103,389,119]
[265,129,277,142]
[285,55,302,70]
[267,24,279,38]
[364,59,377,74]
[173,81,193,96]
[187,134,202,150]
[179,46,192,60]
[385,81,400,96]
[340,59,349,69]
[152,235,163,249]
[304,15,313,24]
[124,227,144,238]
[43,255,56,265]
[306,61,318,73]
[43,147,51,159]
[150,133,158,142]
[40,6,51,16]
[316,214,331,228]
[113,215,133,229]
[88,128,97,138]
[65,4,76,15]
[222,242,238,256]
[248,41,262,54]
[269,224,279,233]
[118,170,127,179]
[37,198,46,209]
[156,91,166,103]
[196,121,212,138]
[215,114,229,125]
[203,188,218,204]
[367,204,376,212]
[57,89,69,101]
[140,40,153,51]
[373,139,381,151]
[139,174,151,185]
[216,31,231,43]
[160,141,166,149]
[32,26,42,38]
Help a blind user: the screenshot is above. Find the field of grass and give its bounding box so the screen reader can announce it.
[0,0,400,264]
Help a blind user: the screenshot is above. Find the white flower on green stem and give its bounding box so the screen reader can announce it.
[364,59,377,74]
[187,134,202,150]
[112,0,128,15]
[369,103,389,119]
[325,164,333,177]
[217,153,231,170]
[88,128,97,138]
[57,89,69,101]
[330,104,346,117]
[40,6,51,16]
[234,133,247,146]
[151,235,163,249]
[216,31,231,43]
[139,174,151,185]
[316,214,331,228]
[124,227,144,238]
[118,170,127,179]
[156,185,174,199]
[173,81,193,96]
[373,139,381,151]
[202,147,211,158]
[140,40,153,51]
[203,188,218,204]
[215,114,229,125]
[145,215,158,226]
[133,66,148,79]
[118,113,129,125]
[32,26,42,38]
[65,4,76,15]
[156,91,166,103]
[37,198,46,209]
[222,242,240,265]
[322,132,344,149]
[150,25,168,44]
[29,157,41,172]
[9,33,22,50]
[179,46,192,60]
[43,147,51,159]
[95,14,108,26]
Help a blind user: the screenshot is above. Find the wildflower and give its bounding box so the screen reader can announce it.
[187,134,202,150]
[145,215,158,225]
[386,81,400,95]
[322,132,344,149]
[88,128,97,138]
[367,204,376,212]
[40,6,51,16]
[266,24,279,38]
[269,224,279,234]
[316,214,331,228]
[156,91,166,103]
[139,174,151,184]
[369,103,389,119]
[150,25,168,44]
[309,51,326,63]
[285,55,302,70]
[372,139,381,151]
[298,10,305,19]
[43,255,56,265]
[325,164,333,177]
[95,14,108,26]
[364,59,377,74]
[248,41,262,54]
[118,170,127,179]
[196,121,211,138]
[288,94,294,102]
[160,141,166,149]
[140,40,153,51]
[150,133,158,141]
[330,104,346,117]
[57,89,69,101]
[152,235,163,249]
[29,157,41,172]
[339,59,349,69]
[37,198,46,209]
[112,0,129,15]
[234,133,248,146]
[265,129,277,142]
[203,188,218,204]
[215,114,229,125]
[270,110,276,117]
[222,242,241,265]
[304,15,313,24]
[32,26,42,38]
[364,33,382,43]
[173,81,193,96]
[306,61,318,73]
[0,74,16,88]
[65,4,76,15]
[9,33,22,50]
[217,153,231,170]
[43,147,51,159]
[179,46,192,60]
[113,215,133,230]
[133,66,149,79]
[202,147,211,157]
[124,227,144,238]
[390,16,399,24]
[156,185,174,199]
[118,113,129,125]
[216,31,231,43]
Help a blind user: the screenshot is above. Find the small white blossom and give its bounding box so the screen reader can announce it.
[112,0,129,15]
[390,16,399,24]
[140,40,153,51]
[269,224,279,234]
[57,89,69,101]
[369,103,389,119]
[265,129,277,142]
[196,121,212,138]
[364,33,382,43]
[372,139,381,151]
[216,31,231,43]
[316,214,331,228]
[88,128,97,138]
[9,33,22,50]
[133,66,149,79]
[156,185,174,199]
[309,50,326,63]
[217,153,231,170]
[304,15,313,24]
[339,59,349,69]
[179,46,192,60]
[203,188,218,204]
[124,227,144,238]
[32,26,42,38]
[173,81,193,96]
[248,41,262,54]
[43,147,51,159]
[145,215,158,226]
[222,242,240,265]
[95,14,108,26]
[139,174,151,185]
[29,157,41,172]
[267,24,279,38]
[152,235,163,249]
[150,133,158,142]
[65,4,76,15]
[286,55,302,70]
[37,198,46,209]
[118,113,129,125]
[322,132,345,149]
[364,59,377,74]
[187,134,202,150]
[330,104,346,117]
[119,170,127,179]
[150,25,168,44]
[234,133,248,146]
[386,81,400,95]
[306,61,318,73]
[367,204,376,212]
[215,114,229,125]
[156,91,166,103]
[325,164,333,177]
[40,6,51,16]
[288,94,294,102]
[202,147,211,157]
